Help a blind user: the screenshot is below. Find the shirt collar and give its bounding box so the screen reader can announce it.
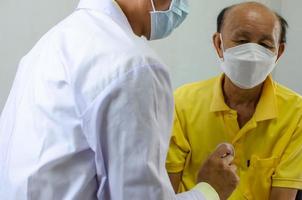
[77,0,132,32]
[210,74,278,121]
[210,75,230,112]
[253,75,278,121]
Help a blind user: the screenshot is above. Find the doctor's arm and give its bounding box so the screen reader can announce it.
[83,62,217,200]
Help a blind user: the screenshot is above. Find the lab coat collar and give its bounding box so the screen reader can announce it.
[77,0,133,33]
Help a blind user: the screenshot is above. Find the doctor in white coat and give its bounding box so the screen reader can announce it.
[0,0,239,199]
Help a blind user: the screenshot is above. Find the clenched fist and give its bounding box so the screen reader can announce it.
[197,143,240,200]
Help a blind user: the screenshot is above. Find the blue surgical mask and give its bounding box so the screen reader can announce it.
[149,0,189,40]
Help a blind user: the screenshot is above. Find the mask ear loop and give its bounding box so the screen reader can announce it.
[220,33,225,52]
[151,0,175,13]
[219,33,225,61]
[274,44,281,64]
[150,0,156,12]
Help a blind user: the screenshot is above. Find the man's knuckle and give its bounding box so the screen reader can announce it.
[208,157,216,165]
[218,161,225,169]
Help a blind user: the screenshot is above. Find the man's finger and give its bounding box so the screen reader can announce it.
[222,154,234,165]
[212,143,235,158]
[229,163,237,172]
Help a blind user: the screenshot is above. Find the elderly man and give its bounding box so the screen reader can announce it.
[0,0,239,199]
[167,2,302,200]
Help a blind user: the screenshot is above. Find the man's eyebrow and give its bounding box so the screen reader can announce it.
[231,30,251,38]
[260,34,274,41]
[231,30,275,42]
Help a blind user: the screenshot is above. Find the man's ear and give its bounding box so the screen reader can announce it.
[213,32,224,59]
[277,43,285,61]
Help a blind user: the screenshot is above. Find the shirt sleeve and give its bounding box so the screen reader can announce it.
[81,62,211,200]
[272,116,302,189]
[166,101,191,173]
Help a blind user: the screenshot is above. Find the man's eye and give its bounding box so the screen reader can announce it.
[236,40,248,44]
[261,43,274,49]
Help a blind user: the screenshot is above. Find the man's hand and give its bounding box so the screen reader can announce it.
[197,143,239,200]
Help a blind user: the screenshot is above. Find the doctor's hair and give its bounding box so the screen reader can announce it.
[216,4,289,44]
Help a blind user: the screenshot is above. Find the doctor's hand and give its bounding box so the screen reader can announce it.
[197,143,239,200]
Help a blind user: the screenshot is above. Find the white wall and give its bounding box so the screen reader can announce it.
[0,0,301,113]
[274,0,302,94]
[0,0,78,113]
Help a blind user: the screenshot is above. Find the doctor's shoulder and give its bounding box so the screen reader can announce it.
[108,36,170,75]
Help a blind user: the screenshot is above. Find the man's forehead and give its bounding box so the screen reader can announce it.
[226,2,277,18]
[222,3,280,36]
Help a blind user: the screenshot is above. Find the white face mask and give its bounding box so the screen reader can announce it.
[220,35,278,89]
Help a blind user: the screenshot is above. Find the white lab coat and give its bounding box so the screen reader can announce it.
[0,0,206,199]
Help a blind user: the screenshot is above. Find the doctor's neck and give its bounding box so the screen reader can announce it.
[223,76,263,107]
[116,0,151,39]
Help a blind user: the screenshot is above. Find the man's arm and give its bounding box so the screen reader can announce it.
[270,187,297,200]
[169,172,182,193]
[271,116,302,198]
[168,144,240,200]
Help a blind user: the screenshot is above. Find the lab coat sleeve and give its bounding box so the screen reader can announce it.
[81,62,208,200]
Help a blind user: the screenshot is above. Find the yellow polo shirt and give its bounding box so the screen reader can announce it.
[166,74,302,199]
